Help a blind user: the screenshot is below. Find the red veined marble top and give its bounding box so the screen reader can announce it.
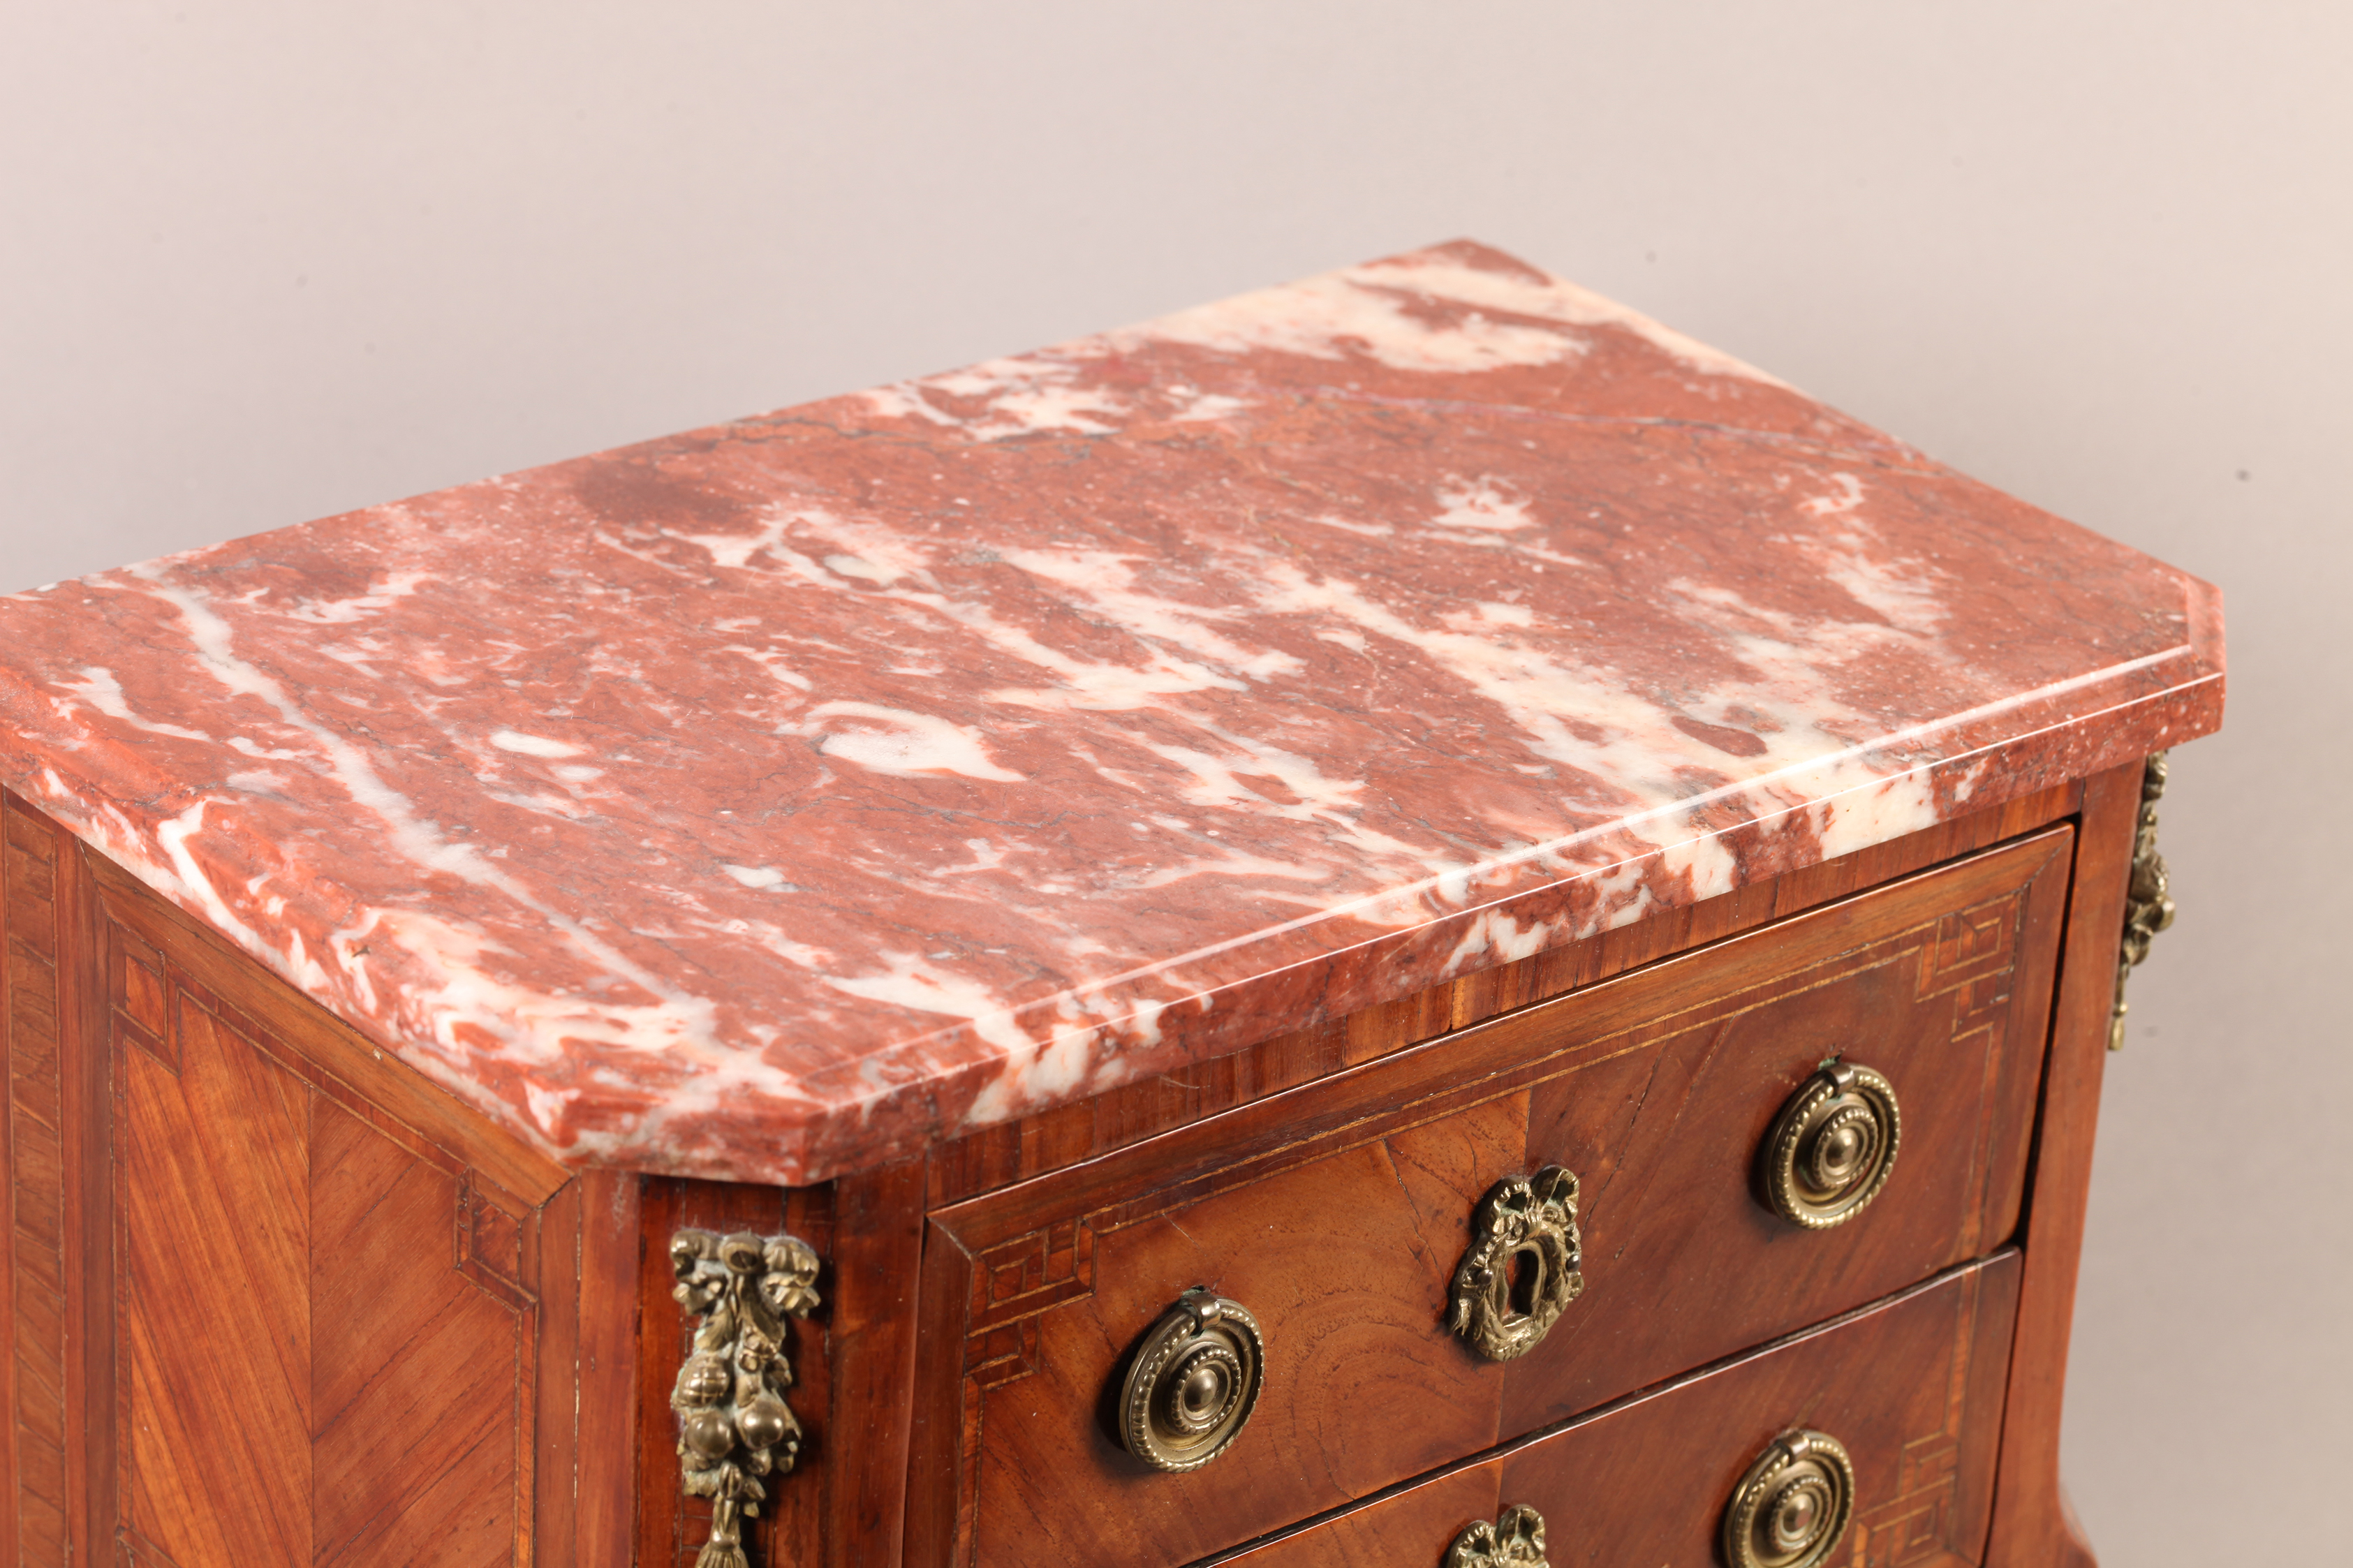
[0,241,2223,1183]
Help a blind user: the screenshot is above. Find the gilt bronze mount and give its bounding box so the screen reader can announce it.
[1723,1428,1855,1568]
[1118,1288,1267,1472]
[1446,1503,1551,1567]
[669,1228,823,1568]
[1450,1167,1585,1361]
[2109,750,2177,1050]
[1761,1061,1901,1229]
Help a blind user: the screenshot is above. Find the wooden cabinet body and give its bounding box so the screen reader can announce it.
[3,767,2144,1567]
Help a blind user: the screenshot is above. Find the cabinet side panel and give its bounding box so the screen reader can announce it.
[115,993,315,1567]
[82,827,552,1568]
[1986,761,2144,1568]
[3,798,68,1564]
[82,852,566,1207]
[305,1096,523,1567]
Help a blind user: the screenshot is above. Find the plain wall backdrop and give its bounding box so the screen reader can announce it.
[3,3,2345,1560]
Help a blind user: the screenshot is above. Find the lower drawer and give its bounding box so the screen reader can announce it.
[1214,1251,2021,1568]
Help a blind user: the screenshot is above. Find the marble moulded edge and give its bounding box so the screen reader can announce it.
[0,647,2218,1187]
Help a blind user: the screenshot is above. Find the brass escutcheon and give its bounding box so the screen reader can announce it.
[1117,1289,1265,1472]
[1760,1061,1901,1229]
[1723,1429,1856,1568]
[1446,1503,1550,1567]
[1450,1167,1584,1361]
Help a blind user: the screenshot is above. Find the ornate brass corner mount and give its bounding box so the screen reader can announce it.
[2109,750,2177,1051]
[1450,1167,1584,1361]
[669,1228,823,1568]
[1446,1503,1550,1567]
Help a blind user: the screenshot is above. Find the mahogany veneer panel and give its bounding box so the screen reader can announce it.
[3,798,73,1564]
[0,790,633,1567]
[1501,825,2063,1430]
[1220,1252,2021,1568]
[1985,759,2148,1568]
[115,903,542,1565]
[911,829,2067,1568]
[119,994,532,1565]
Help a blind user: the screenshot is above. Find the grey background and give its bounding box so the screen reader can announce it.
[3,3,2344,1560]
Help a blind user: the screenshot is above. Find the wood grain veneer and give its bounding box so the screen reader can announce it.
[1216,1252,2022,1568]
[906,827,2070,1568]
[1984,758,2148,1568]
[0,791,624,1567]
[3,793,73,1563]
[1,774,2141,1567]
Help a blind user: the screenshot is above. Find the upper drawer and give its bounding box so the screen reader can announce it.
[908,827,2071,1568]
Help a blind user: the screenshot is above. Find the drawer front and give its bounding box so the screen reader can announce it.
[912,829,2068,1568]
[1220,1252,2022,1568]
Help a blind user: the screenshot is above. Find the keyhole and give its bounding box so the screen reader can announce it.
[1508,1245,1543,1317]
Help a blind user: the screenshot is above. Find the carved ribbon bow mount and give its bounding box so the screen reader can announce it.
[1447,1504,1551,1567]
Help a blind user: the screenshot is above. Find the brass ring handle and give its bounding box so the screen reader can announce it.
[1723,1429,1855,1568]
[1446,1503,1549,1567]
[1450,1167,1584,1361]
[1760,1062,1902,1229]
[1117,1289,1265,1472]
